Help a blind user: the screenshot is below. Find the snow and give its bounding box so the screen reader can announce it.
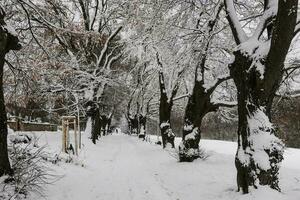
[183,124,193,131]
[226,0,278,80]
[203,74,230,91]
[139,125,145,135]
[84,89,94,100]
[236,147,250,167]
[3,23,18,37]
[238,39,271,79]
[225,0,248,43]
[184,127,199,140]
[246,107,284,171]
[165,128,175,138]
[4,131,300,200]
[238,39,270,59]
[160,122,170,129]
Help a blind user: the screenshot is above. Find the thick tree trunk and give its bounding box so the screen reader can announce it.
[130,115,139,135]
[107,116,112,135]
[100,115,112,136]
[0,53,12,176]
[91,108,101,144]
[179,81,216,162]
[0,9,21,176]
[224,0,298,193]
[100,115,106,136]
[138,115,146,140]
[127,116,132,135]
[159,121,175,148]
[158,70,175,148]
[231,52,284,193]
[159,103,175,148]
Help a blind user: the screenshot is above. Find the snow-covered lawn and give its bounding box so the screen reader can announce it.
[11,131,300,200]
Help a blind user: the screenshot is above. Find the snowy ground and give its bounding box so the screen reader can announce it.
[9,131,300,200]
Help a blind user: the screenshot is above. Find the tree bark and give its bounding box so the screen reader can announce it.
[91,107,101,144]
[0,52,12,176]
[0,8,21,176]
[179,81,216,162]
[127,116,133,135]
[138,114,146,139]
[100,115,106,136]
[231,50,285,194]
[158,71,175,148]
[100,114,112,136]
[107,115,112,134]
[129,114,139,135]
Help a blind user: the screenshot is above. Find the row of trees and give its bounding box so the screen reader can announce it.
[0,0,131,177]
[124,0,300,194]
[0,0,299,195]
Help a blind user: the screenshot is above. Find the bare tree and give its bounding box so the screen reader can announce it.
[177,1,235,162]
[15,0,126,143]
[156,53,183,148]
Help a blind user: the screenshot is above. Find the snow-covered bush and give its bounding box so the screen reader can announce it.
[9,134,32,144]
[49,153,85,167]
[8,144,55,198]
[0,133,57,199]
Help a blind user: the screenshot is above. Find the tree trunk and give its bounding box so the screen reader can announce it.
[0,52,12,176]
[0,9,21,176]
[91,108,101,144]
[100,115,106,136]
[226,0,298,193]
[127,116,132,135]
[130,115,139,135]
[138,114,146,139]
[159,102,175,148]
[224,0,298,193]
[107,116,112,135]
[231,52,285,193]
[179,81,215,162]
[100,115,112,136]
[158,71,175,148]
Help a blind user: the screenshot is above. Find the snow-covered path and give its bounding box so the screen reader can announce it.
[31,133,300,200]
[44,134,188,200]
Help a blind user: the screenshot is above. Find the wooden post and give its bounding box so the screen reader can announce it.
[62,116,78,155]
[78,114,81,149]
[62,119,67,152]
[75,95,81,148]
[66,119,69,149]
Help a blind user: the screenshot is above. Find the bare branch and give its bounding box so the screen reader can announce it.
[96,26,123,68]
[206,75,231,94]
[78,0,90,31]
[224,0,248,44]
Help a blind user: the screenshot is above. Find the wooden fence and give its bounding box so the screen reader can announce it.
[8,120,57,132]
